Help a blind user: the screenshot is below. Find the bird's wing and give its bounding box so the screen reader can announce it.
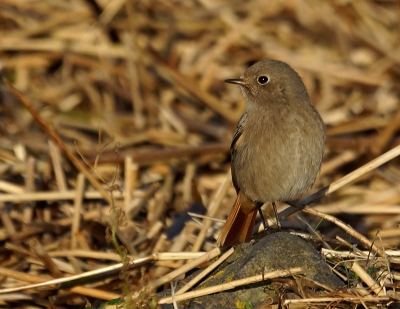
[230,112,247,193]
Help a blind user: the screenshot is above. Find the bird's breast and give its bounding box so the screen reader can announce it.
[232,106,325,203]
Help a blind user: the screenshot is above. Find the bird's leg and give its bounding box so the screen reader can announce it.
[255,201,268,231]
[272,202,281,229]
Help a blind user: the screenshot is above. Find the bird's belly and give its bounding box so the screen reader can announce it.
[233,135,321,203]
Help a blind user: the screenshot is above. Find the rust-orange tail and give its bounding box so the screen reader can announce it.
[216,194,257,247]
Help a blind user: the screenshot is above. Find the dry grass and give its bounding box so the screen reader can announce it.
[1,0,400,308]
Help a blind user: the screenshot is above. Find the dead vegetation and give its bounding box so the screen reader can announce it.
[1,0,400,308]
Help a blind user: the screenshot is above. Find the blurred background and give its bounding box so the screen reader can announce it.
[1,0,400,307]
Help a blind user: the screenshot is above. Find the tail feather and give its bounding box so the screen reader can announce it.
[217,195,257,247]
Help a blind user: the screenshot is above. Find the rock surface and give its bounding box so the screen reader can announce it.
[159,232,344,309]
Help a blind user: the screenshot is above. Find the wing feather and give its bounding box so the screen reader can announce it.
[230,112,247,193]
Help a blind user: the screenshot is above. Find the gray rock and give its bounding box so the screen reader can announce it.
[159,232,344,309]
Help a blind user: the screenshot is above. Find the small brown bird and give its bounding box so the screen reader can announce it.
[217,60,326,247]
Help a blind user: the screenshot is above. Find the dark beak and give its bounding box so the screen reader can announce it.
[225,78,245,85]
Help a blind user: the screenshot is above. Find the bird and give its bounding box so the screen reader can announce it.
[217,60,326,247]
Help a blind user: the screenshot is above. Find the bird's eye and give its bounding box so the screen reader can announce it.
[257,76,269,84]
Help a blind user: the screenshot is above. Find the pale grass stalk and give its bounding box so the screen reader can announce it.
[284,296,389,305]
[315,204,400,215]
[43,206,51,222]
[0,294,33,301]
[159,267,302,305]
[370,228,400,238]
[330,265,349,282]
[76,232,91,251]
[187,212,225,223]
[48,250,121,261]
[150,247,221,290]
[293,210,390,261]
[279,144,400,220]
[353,284,373,297]
[302,207,386,258]
[27,257,75,275]
[335,235,369,257]
[0,38,126,58]
[71,174,85,250]
[152,234,167,254]
[0,229,7,242]
[155,261,183,269]
[123,32,145,130]
[155,252,206,261]
[0,161,50,175]
[22,156,35,223]
[350,261,384,296]
[147,220,164,239]
[100,0,126,24]
[320,150,358,175]
[30,238,64,277]
[316,146,400,196]
[0,267,120,301]
[321,248,400,264]
[127,185,160,218]
[277,208,385,261]
[171,280,179,309]
[183,163,196,203]
[187,216,203,228]
[379,270,400,281]
[124,155,134,210]
[0,251,205,294]
[192,170,231,252]
[176,247,235,295]
[0,190,121,202]
[376,269,392,287]
[322,249,369,259]
[371,98,400,155]
[377,232,393,286]
[69,173,85,273]
[4,80,113,204]
[149,57,239,122]
[0,180,24,194]
[159,106,187,136]
[358,294,370,309]
[48,140,68,191]
[0,203,16,236]
[154,231,189,277]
